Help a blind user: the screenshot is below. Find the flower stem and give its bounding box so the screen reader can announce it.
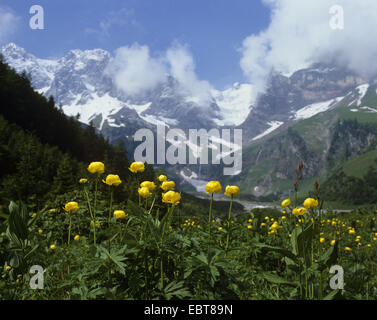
[68,214,72,247]
[84,187,96,245]
[225,195,233,252]
[208,193,213,251]
[108,188,113,226]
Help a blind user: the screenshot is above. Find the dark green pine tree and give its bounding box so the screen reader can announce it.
[53,153,77,195]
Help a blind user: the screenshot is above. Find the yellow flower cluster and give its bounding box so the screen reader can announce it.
[161,180,175,191]
[87,162,105,174]
[183,218,200,229]
[113,210,128,220]
[224,185,240,197]
[102,174,122,186]
[162,191,181,205]
[138,187,151,198]
[64,202,79,213]
[281,198,291,207]
[292,207,306,217]
[129,161,145,173]
[303,198,319,209]
[158,175,167,182]
[205,181,222,194]
[140,181,156,190]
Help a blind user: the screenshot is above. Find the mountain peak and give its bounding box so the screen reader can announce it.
[1,43,29,58]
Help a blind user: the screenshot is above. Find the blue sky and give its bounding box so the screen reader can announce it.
[0,0,270,89]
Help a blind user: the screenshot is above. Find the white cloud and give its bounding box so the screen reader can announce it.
[240,0,377,95]
[166,43,213,105]
[0,7,20,44]
[106,42,214,104]
[105,43,167,96]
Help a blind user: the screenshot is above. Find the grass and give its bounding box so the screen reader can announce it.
[342,149,377,178]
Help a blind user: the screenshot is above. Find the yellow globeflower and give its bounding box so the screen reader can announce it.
[158,175,167,182]
[6,266,11,271]
[330,240,336,246]
[247,225,252,230]
[345,247,352,252]
[292,207,306,217]
[74,235,80,241]
[162,191,181,205]
[303,198,319,209]
[129,161,145,173]
[63,202,79,213]
[140,181,156,190]
[281,198,291,208]
[218,227,223,231]
[320,237,325,243]
[50,244,56,250]
[87,162,105,174]
[224,185,240,197]
[138,187,151,198]
[261,223,266,227]
[349,229,355,235]
[38,229,43,234]
[270,222,279,231]
[79,178,88,184]
[113,210,127,220]
[161,180,175,191]
[31,213,37,218]
[205,181,222,194]
[102,174,122,186]
[281,216,286,220]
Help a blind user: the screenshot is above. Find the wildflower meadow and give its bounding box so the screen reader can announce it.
[1,160,376,300]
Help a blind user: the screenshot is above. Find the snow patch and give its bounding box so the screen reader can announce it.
[252,121,284,141]
[356,84,370,106]
[293,96,343,120]
[212,83,255,126]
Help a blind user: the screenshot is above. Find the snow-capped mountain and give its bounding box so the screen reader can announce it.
[0,43,255,135]
[1,43,368,146]
[2,43,377,196]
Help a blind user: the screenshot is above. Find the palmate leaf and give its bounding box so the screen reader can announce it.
[163,281,192,300]
[97,245,128,275]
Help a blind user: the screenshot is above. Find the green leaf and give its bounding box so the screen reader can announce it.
[163,281,192,300]
[261,272,299,287]
[318,241,338,270]
[324,289,340,300]
[0,212,9,220]
[254,243,297,260]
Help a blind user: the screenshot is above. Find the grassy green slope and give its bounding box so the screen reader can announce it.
[233,83,377,198]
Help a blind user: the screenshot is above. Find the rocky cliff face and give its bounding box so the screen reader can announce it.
[241,63,365,143]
